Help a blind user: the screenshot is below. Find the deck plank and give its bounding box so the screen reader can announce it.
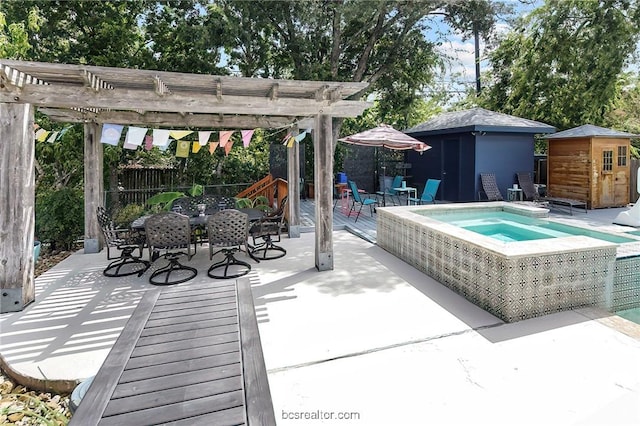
[70,278,273,425]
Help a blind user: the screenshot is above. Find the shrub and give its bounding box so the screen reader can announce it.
[35,187,84,250]
[113,203,145,228]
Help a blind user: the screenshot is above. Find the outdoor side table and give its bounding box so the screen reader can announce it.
[393,187,417,205]
[507,188,523,201]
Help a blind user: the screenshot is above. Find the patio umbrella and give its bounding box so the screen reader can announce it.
[338,123,431,152]
[338,124,431,205]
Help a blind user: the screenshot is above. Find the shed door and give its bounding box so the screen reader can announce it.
[596,145,628,207]
[441,138,459,201]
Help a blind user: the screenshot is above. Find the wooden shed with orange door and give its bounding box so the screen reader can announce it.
[545,124,636,208]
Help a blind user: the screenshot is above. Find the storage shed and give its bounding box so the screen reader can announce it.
[545,124,636,209]
[405,108,555,202]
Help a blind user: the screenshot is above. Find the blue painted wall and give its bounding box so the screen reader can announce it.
[407,131,535,202]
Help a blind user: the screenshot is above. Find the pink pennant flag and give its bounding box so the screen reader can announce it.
[224,140,234,156]
[219,130,234,148]
[281,132,292,145]
[198,131,212,147]
[209,141,219,154]
[241,129,255,148]
[144,135,153,151]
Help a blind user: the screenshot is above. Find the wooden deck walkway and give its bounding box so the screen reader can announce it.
[299,198,377,243]
[69,277,275,426]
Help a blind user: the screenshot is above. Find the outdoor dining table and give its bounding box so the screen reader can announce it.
[130,208,264,230]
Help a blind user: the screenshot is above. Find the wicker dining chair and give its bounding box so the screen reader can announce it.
[97,207,149,277]
[207,209,253,279]
[249,196,288,260]
[144,212,197,285]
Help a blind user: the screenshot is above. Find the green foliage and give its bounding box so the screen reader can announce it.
[187,184,204,197]
[0,8,41,59]
[235,195,270,211]
[479,0,640,130]
[113,204,145,228]
[145,191,186,211]
[36,187,84,250]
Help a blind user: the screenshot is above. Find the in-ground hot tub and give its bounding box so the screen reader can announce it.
[377,202,640,322]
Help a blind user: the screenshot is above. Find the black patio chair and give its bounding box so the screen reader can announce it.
[207,209,254,279]
[479,173,504,201]
[97,207,149,277]
[249,196,288,260]
[516,172,539,201]
[144,212,197,285]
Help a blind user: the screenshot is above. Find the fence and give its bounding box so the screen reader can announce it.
[105,183,253,212]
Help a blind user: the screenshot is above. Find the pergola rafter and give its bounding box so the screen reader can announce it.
[0,59,371,313]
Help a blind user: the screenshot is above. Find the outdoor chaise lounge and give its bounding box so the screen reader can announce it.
[479,173,504,201]
[516,172,539,201]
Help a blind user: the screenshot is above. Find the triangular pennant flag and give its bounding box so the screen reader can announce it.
[198,131,212,147]
[159,138,173,152]
[286,136,295,148]
[241,129,255,148]
[224,139,234,156]
[58,126,72,140]
[192,142,202,153]
[34,123,40,130]
[35,129,49,142]
[176,139,190,158]
[294,131,307,142]
[47,131,59,143]
[124,126,148,149]
[144,135,153,151]
[282,131,292,145]
[209,141,219,154]
[169,130,193,140]
[100,124,124,146]
[152,129,170,147]
[219,130,234,148]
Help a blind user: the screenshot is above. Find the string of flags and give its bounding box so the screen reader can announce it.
[34,123,312,158]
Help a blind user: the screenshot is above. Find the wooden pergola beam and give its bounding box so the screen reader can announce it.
[0,84,370,117]
[38,108,298,128]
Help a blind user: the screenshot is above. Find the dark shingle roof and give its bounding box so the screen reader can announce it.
[404,107,555,136]
[544,124,637,139]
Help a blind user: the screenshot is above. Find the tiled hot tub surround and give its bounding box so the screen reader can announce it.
[377,202,640,322]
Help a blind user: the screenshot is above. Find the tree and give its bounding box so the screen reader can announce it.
[0,8,40,59]
[479,0,640,130]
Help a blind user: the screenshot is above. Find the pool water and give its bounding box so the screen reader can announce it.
[617,307,640,325]
[628,230,640,236]
[423,211,637,244]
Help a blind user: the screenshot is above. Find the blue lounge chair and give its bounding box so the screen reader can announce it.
[347,180,377,222]
[409,179,440,204]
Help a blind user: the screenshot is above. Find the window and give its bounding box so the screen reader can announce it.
[602,150,613,172]
[618,146,627,166]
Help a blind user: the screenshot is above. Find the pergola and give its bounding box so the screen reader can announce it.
[0,60,371,313]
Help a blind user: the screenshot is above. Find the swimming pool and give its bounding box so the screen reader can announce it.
[424,211,637,244]
[377,202,640,322]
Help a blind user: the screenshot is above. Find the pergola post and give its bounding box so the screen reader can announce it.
[83,123,103,253]
[0,103,35,313]
[314,114,333,271]
[287,126,301,238]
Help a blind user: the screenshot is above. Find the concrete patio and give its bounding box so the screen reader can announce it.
[1,204,640,425]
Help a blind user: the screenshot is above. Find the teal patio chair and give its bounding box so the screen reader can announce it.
[376,175,403,206]
[347,180,378,222]
[409,179,440,204]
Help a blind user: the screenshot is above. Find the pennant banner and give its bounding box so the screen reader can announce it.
[241,129,254,148]
[47,131,59,143]
[159,138,173,152]
[169,130,193,140]
[35,129,50,142]
[286,137,295,148]
[281,132,292,145]
[295,131,307,142]
[219,130,234,148]
[144,135,153,151]
[224,139,234,156]
[192,143,201,153]
[123,126,148,150]
[176,140,190,158]
[209,141,219,154]
[152,129,170,147]
[198,131,212,147]
[100,124,124,145]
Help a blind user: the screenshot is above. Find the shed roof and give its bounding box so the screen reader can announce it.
[404,107,555,136]
[544,124,637,139]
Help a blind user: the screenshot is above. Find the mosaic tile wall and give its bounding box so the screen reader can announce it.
[612,256,640,311]
[377,209,630,322]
